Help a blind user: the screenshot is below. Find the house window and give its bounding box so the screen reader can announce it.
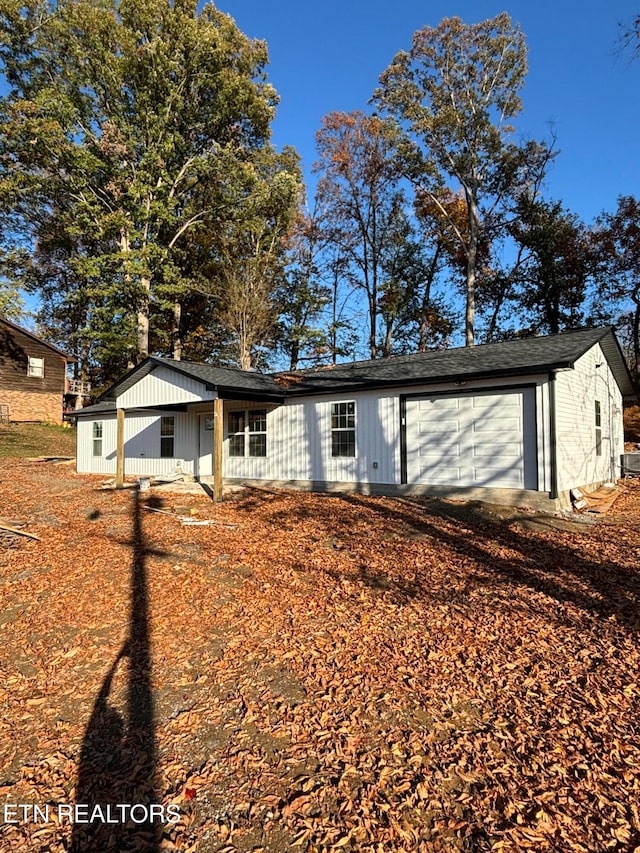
[228,411,245,457]
[160,416,175,458]
[228,409,268,457]
[27,357,44,378]
[595,400,602,457]
[331,401,356,457]
[92,421,103,457]
[248,409,267,457]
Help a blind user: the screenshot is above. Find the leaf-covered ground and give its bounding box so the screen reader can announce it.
[1,460,639,852]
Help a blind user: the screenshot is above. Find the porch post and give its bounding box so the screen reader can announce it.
[213,396,223,502]
[116,407,125,488]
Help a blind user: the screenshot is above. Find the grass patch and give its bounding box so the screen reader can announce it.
[0,422,76,458]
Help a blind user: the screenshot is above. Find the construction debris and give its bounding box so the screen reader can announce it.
[0,520,40,540]
[143,505,238,528]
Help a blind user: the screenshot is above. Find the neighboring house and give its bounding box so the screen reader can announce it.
[73,327,635,508]
[0,316,73,424]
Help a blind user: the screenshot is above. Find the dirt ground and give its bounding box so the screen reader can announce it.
[1,460,639,852]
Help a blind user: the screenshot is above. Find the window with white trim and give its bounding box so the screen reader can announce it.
[92,421,103,457]
[331,401,356,457]
[160,416,175,458]
[595,400,602,457]
[228,409,267,457]
[27,357,44,377]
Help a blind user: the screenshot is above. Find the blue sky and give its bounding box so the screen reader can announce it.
[219,0,639,225]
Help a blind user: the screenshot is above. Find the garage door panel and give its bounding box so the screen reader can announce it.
[419,449,461,462]
[420,398,460,411]
[472,416,521,433]
[418,418,461,436]
[419,464,463,484]
[471,393,511,408]
[472,466,524,487]
[472,442,521,458]
[406,389,536,490]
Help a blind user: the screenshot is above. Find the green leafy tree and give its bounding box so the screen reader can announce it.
[509,196,593,335]
[0,0,287,376]
[595,196,640,388]
[207,145,302,370]
[374,13,552,346]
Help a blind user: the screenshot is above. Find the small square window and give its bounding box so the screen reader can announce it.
[249,433,267,457]
[228,409,267,457]
[229,434,245,457]
[27,357,44,378]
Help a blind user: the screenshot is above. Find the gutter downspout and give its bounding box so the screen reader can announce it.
[548,370,558,502]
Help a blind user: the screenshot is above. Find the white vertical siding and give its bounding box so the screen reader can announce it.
[76,411,197,476]
[116,366,213,408]
[77,414,117,474]
[220,392,400,484]
[78,375,563,494]
[555,343,624,493]
[536,382,552,494]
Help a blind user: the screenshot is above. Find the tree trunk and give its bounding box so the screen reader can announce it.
[289,331,300,372]
[465,197,478,347]
[238,316,251,371]
[382,317,393,358]
[172,302,182,361]
[633,297,640,391]
[418,243,441,351]
[137,275,151,362]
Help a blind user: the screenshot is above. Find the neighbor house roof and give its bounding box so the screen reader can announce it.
[73,326,635,417]
[0,316,73,360]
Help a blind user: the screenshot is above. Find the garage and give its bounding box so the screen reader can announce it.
[404,387,538,489]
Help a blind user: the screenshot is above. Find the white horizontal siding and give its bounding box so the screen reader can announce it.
[116,365,213,408]
[555,343,624,493]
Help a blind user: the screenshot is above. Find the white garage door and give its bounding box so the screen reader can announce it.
[405,388,537,489]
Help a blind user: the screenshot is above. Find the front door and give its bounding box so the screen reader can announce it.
[198,415,214,477]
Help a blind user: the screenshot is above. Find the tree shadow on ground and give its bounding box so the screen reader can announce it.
[70,488,160,853]
[233,486,640,633]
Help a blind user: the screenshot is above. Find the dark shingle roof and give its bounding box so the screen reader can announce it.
[276,327,635,398]
[157,358,286,397]
[84,326,634,412]
[69,401,116,417]
[97,357,286,404]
